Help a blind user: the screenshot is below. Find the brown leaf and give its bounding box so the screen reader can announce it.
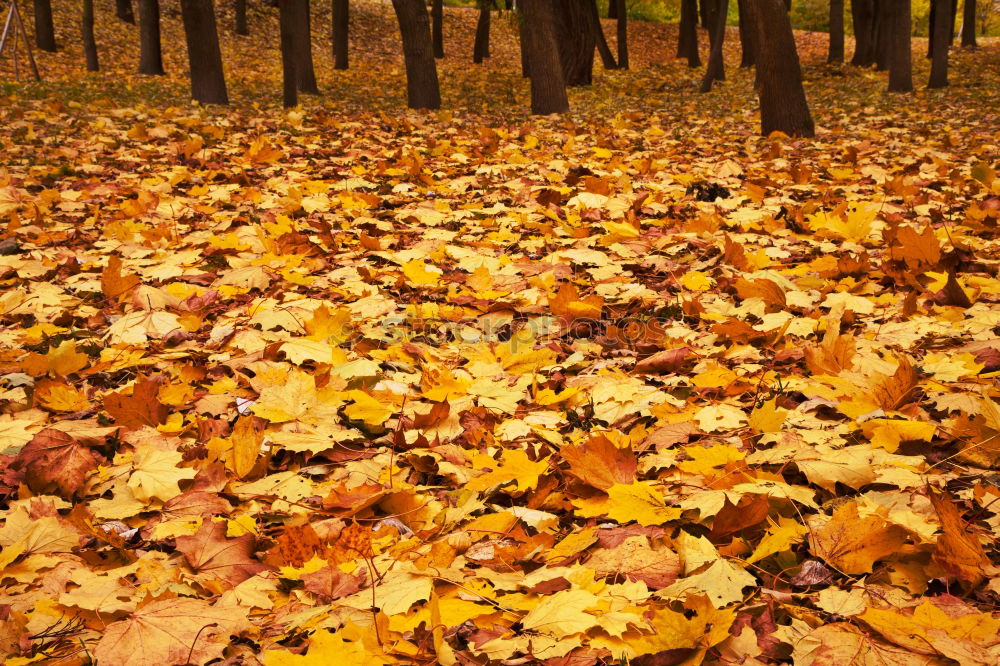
[870,356,920,411]
[101,255,141,301]
[928,486,990,588]
[633,347,691,375]
[790,559,834,587]
[175,520,267,586]
[586,536,680,589]
[302,565,366,602]
[15,428,101,498]
[562,434,637,491]
[808,502,908,575]
[103,376,168,430]
[709,495,770,543]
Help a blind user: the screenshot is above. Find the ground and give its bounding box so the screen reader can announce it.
[1,1,1000,664]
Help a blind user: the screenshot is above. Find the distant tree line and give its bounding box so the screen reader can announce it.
[21,0,985,137]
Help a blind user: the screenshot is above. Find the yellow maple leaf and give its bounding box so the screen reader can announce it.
[466,449,550,493]
[748,516,808,563]
[343,391,394,427]
[127,444,197,503]
[574,482,681,526]
[402,260,442,286]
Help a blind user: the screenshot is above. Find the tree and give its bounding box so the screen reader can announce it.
[82,0,98,70]
[738,0,756,67]
[699,0,711,27]
[116,0,136,24]
[888,0,912,91]
[391,0,441,110]
[555,0,596,86]
[473,0,491,64]
[747,0,814,136]
[279,0,298,107]
[520,0,568,114]
[961,0,977,47]
[585,0,618,70]
[851,0,876,66]
[874,0,893,70]
[180,0,229,105]
[235,0,249,35]
[828,0,845,63]
[929,0,950,87]
[615,0,628,69]
[677,0,701,67]
[699,0,728,93]
[332,0,349,69]
[138,0,165,75]
[291,0,318,93]
[432,0,444,58]
[33,0,57,52]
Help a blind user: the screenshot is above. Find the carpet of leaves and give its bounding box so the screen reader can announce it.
[2,1,1000,664]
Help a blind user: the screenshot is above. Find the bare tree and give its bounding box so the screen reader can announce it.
[520,0,568,114]
[33,0,57,52]
[82,0,98,69]
[180,0,229,104]
[332,0,348,69]
[138,0,165,75]
[888,0,912,91]
[391,0,441,109]
[747,0,814,136]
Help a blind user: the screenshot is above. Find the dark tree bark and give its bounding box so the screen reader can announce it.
[116,0,136,23]
[520,0,568,114]
[928,0,950,87]
[180,0,229,104]
[473,0,491,63]
[961,0,976,47]
[828,0,844,62]
[699,0,728,92]
[747,0,814,136]
[678,0,701,67]
[33,0,57,52]
[138,0,165,75]
[608,0,618,19]
[738,0,755,66]
[290,0,318,93]
[235,0,249,35]
[82,0,98,70]
[874,0,893,70]
[279,0,298,107]
[699,0,711,27]
[851,0,876,65]
[555,0,596,86]
[588,0,618,70]
[947,0,958,44]
[615,0,628,69]
[927,0,935,56]
[332,0,348,69]
[520,13,531,77]
[391,0,441,109]
[888,0,912,91]
[431,0,444,58]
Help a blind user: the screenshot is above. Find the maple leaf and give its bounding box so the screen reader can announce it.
[14,428,101,498]
[574,482,682,526]
[466,449,550,493]
[104,376,169,430]
[94,597,250,666]
[128,439,197,503]
[561,433,636,490]
[175,520,268,586]
[927,486,990,588]
[808,501,909,574]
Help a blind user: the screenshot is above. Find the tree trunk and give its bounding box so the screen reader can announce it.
[520,13,531,77]
[678,0,701,67]
[138,0,164,75]
[828,0,844,62]
[290,0,318,92]
[82,0,98,70]
[888,0,911,91]
[520,0,568,114]
[33,0,57,52]
[927,0,936,57]
[588,0,617,70]
[699,0,727,92]
[738,0,755,66]
[874,0,892,70]
[615,0,628,69]
[235,0,249,35]
[928,0,949,87]
[850,0,876,65]
[699,0,711,27]
[180,0,229,104]
[391,0,441,109]
[960,0,976,47]
[947,0,957,44]
[608,0,618,19]
[473,1,490,63]
[747,0,814,136]
[279,0,298,107]
[431,0,444,58]
[555,0,596,86]
[116,0,136,23]
[332,0,348,69]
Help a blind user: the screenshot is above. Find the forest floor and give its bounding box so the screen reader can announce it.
[2,1,1000,664]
